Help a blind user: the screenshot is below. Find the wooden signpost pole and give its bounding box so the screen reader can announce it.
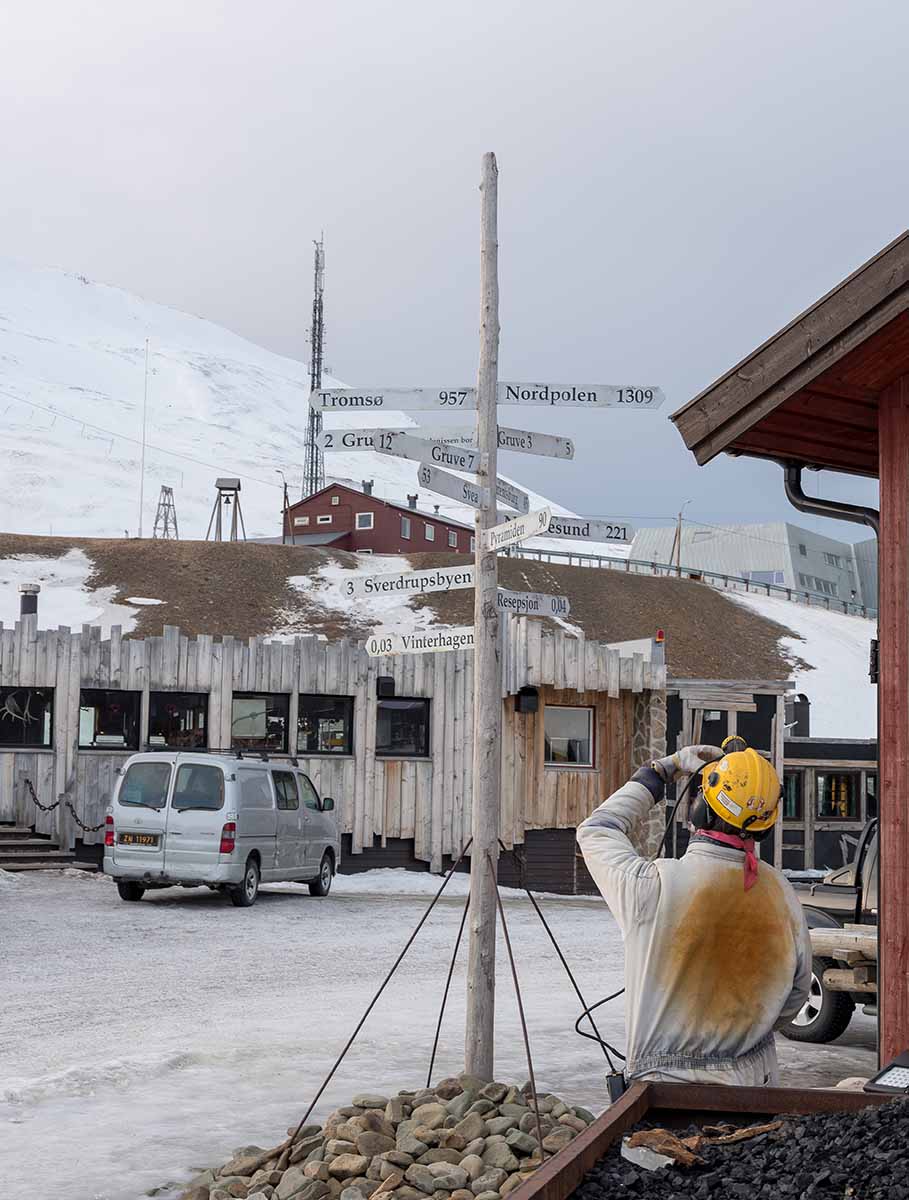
[466,151,501,1081]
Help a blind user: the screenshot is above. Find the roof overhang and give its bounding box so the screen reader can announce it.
[672,231,909,479]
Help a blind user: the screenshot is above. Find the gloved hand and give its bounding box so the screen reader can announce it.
[652,744,724,783]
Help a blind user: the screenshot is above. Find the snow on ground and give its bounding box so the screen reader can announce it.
[125,597,163,606]
[0,550,139,633]
[0,258,611,557]
[1,871,877,1200]
[729,592,877,738]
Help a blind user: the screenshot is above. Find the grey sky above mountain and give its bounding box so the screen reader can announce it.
[2,0,904,543]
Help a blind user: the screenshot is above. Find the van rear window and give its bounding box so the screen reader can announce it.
[172,764,224,811]
[120,762,171,809]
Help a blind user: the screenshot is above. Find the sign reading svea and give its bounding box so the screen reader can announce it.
[418,463,489,509]
[497,382,664,409]
[310,387,477,411]
[366,626,475,657]
[344,566,475,600]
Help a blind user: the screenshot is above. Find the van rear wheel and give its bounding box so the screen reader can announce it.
[117,881,145,902]
[309,853,333,897]
[230,858,260,907]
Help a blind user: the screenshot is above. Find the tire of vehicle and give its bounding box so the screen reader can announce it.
[230,858,260,908]
[308,853,333,897]
[779,956,855,1043]
[116,881,145,902]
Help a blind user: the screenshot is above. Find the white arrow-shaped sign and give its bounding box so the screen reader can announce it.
[496,589,571,618]
[377,433,485,475]
[498,382,664,409]
[366,626,475,657]
[417,463,489,509]
[343,565,475,600]
[495,477,531,514]
[497,427,574,459]
[546,516,634,543]
[483,506,552,552]
[311,387,477,412]
[318,426,476,453]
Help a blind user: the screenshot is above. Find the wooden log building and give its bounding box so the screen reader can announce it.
[0,611,667,892]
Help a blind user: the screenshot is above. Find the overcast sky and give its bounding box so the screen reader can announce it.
[3,0,906,542]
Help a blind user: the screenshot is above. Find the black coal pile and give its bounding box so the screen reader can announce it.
[570,1097,909,1200]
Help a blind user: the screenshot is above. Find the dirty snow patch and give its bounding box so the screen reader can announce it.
[728,592,877,738]
[0,550,139,633]
[125,596,163,606]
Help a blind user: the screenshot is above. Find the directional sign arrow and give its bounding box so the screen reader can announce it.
[483,506,552,552]
[496,589,571,619]
[343,565,475,600]
[318,427,477,453]
[497,426,574,459]
[546,515,635,543]
[377,433,486,475]
[365,626,475,657]
[495,477,531,514]
[417,463,490,509]
[310,387,477,412]
[497,382,664,409]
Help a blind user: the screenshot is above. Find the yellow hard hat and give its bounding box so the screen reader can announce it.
[700,737,781,833]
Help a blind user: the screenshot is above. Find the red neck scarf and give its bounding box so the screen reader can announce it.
[697,830,759,891]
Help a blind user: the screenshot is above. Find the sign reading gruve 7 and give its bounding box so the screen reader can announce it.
[498,382,664,408]
[483,506,552,552]
[366,626,475,657]
[377,433,485,475]
[344,565,475,600]
[310,387,477,412]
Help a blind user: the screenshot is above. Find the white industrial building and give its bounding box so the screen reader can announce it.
[631,521,875,610]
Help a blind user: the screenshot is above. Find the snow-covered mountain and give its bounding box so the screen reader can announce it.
[0,258,627,554]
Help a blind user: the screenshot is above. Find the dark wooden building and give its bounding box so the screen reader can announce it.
[672,229,909,1063]
[283,483,474,555]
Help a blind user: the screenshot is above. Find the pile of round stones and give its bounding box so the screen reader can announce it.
[180,1074,596,1200]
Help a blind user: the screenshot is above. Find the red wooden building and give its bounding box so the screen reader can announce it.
[283,482,474,555]
[672,230,909,1064]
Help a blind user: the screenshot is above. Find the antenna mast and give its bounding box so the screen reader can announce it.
[302,236,326,497]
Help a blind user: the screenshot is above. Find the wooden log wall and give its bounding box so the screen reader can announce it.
[0,617,666,869]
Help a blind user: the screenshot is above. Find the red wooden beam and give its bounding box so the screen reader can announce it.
[878,374,909,1063]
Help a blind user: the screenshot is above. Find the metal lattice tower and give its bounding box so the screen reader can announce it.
[152,486,179,540]
[302,236,326,497]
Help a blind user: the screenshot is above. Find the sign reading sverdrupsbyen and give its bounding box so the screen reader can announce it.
[344,565,475,600]
[365,626,475,657]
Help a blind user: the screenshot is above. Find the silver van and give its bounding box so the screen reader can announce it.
[102,752,341,907]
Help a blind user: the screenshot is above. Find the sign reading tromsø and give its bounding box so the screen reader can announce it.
[497,427,574,459]
[318,427,476,453]
[496,589,570,618]
[366,626,475,657]
[497,382,664,409]
[418,464,489,509]
[344,565,475,600]
[546,516,634,543]
[377,433,485,475]
[483,506,552,552]
[311,387,477,412]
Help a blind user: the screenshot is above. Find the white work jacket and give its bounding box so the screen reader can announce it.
[577,779,812,1084]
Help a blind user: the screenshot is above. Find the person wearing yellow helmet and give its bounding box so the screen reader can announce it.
[577,739,812,1086]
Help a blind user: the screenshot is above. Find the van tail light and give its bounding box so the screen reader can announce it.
[219,822,237,855]
[104,814,115,848]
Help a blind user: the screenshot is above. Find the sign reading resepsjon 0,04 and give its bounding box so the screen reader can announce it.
[366,626,475,657]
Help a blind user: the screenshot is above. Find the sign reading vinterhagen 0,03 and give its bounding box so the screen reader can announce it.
[366,626,475,657]
[344,565,474,600]
[483,506,552,552]
[311,387,477,411]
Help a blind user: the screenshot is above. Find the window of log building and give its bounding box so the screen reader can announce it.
[544,705,594,767]
[298,695,354,754]
[79,689,141,750]
[376,698,430,757]
[148,692,208,749]
[0,686,53,748]
[231,693,289,752]
[816,771,860,821]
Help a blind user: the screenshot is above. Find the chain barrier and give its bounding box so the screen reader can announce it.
[23,778,106,833]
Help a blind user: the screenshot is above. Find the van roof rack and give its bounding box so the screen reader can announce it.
[140,745,293,762]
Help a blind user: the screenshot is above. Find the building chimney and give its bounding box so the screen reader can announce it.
[407,494,418,510]
[362,480,374,496]
[19,583,40,616]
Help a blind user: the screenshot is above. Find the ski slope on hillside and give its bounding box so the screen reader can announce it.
[730,592,877,738]
[0,258,626,555]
